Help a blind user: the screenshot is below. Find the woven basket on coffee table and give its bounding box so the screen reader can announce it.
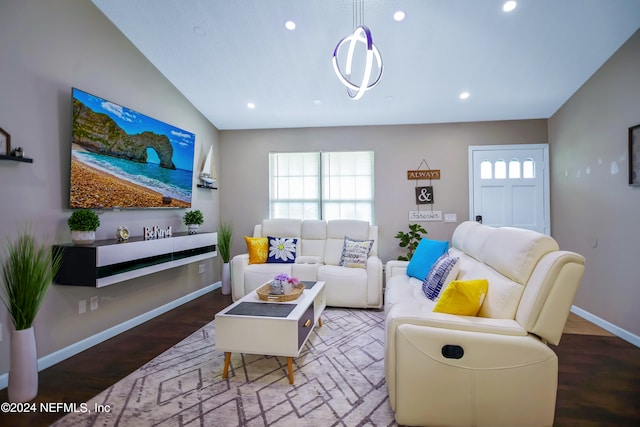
[256,282,306,302]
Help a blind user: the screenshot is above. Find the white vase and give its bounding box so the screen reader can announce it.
[8,327,38,402]
[187,224,199,234]
[221,262,231,295]
[71,230,95,245]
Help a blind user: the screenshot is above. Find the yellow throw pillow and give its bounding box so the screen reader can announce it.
[433,279,488,316]
[244,236,268,264]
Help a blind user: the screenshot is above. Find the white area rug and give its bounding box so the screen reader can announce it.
[53,308,397,426]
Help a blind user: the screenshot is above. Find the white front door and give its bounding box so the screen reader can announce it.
[468,144,550,234]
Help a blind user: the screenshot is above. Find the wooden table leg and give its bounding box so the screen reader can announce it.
[318,316,323,327]
[222,352,231,379]
[287,357,294,384]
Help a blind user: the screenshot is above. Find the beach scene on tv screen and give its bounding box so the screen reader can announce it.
[70,88,195,209]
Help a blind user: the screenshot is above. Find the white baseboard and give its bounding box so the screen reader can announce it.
[0,282,220,390]
[570,305,640,347]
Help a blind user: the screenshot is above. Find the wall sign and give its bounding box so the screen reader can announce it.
[415,186,434,204]
[407,169,440,180]
[144,225,173,240]
[409,210,442,221]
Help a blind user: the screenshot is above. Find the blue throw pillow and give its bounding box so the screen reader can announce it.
[267,236,297,263]
[406,238,449,280]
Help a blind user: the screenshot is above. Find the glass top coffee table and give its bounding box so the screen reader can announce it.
[214,281,326,384]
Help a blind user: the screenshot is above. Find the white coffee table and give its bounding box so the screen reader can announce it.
[215,281,326,384]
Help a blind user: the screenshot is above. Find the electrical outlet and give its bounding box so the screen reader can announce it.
[90,296,99,311]
[79,300,87,314]
[198,263,205,274]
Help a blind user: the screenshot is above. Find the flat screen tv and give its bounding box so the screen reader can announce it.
[69,87,195,209]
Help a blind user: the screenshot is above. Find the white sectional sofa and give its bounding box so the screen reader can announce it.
[230,218,383,309]
[384,220,585,427]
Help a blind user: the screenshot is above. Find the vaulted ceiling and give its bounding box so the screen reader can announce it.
[92,0,640,130]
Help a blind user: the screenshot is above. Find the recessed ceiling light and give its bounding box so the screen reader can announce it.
[393,11,406,22]
[247,102,256,109]
[312,99,323,105]
[503,1,517,12]
[459,92,470,100]
[285,20,296,30]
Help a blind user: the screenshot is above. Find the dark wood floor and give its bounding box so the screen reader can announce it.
[1,288,639,426]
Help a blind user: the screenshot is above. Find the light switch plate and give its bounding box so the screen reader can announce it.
[444,213,458,223]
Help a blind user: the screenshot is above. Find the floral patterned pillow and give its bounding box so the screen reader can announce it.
[267,236,297,263]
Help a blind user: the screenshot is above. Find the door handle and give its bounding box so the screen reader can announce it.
[475,215,482,224]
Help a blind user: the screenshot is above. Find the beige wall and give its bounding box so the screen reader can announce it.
[0,0,221,377]
[219,120,547,263]
[549,29,640,337]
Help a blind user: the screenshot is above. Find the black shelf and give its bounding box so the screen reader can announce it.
[197,184,218,190]
[0,154,33,163]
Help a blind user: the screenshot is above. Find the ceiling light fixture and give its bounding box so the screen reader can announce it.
[393,11,406,22]
[459,92,470,100]
[503,1,517,12]
[247,102,255,109]
[332,0,383,100]
[285,20,296,30]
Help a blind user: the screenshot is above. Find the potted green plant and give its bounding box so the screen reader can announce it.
[217,222,233,295]
[67,209,100,245]
[395,223,428,261]
[0,227,62,402]
[183,209,204,234]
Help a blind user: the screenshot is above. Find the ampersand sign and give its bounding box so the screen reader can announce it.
[415,186,434,205]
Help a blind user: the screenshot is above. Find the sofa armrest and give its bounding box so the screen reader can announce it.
[385,260,409,283]
[230,253,249,301]
[366,255,383,308]
[386,300,527,337]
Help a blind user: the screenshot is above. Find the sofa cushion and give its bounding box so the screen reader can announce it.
[325,220,371,266]
[267,236,297,263]
[244,236,268,264]
[317,264,368,307]
[300,220,327,262]
[450,249,525,319]
[433,279,489,316]
[422,253,460,300]
[340,236,374,268]
[482,227,559,285]
[406,238,449,281]
[261,218,302,238]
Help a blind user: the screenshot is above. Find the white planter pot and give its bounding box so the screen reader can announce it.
[221,262,231,295]
[187,224,199,235]
[8,327,38,402]
[71,230,95,245]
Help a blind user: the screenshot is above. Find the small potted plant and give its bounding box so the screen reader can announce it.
[67,209,100,245]
[183,209,204,234]
[395,223,428,261]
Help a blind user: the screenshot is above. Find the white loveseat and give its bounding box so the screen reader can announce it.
[230,218,383,308]
[384,221,585,427]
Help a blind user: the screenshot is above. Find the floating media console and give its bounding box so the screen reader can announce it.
[54,232,217,287]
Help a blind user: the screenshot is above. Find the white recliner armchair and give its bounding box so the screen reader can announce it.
[384,221,585,427]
